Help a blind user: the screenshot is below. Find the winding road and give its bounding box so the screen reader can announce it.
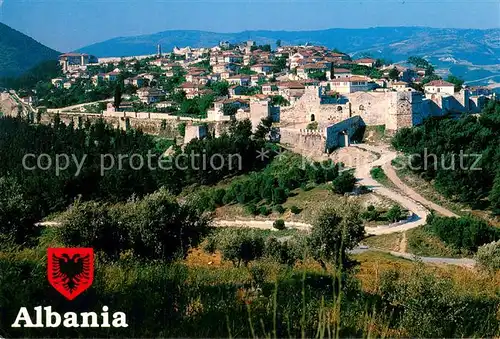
[36,143,471,266]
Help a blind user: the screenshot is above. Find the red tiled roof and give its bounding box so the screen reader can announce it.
[355,58,377,63]
[425,80,454,87]
[333,68,351,73]
[278,82,305,89]
[331,76,370,83]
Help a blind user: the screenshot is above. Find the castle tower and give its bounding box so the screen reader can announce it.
[157,44,162,58]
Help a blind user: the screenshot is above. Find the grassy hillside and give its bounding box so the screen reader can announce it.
[0,22,60,77]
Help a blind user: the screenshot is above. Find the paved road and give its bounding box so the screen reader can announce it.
[351,248,476,267]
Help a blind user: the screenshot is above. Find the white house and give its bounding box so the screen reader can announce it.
[250,64,274,75]
[329,77,374,94]
[424,80,455,96]
[328,68,353,80]
[137,87,164,104]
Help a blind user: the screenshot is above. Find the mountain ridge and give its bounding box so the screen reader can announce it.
[0,22,60,77]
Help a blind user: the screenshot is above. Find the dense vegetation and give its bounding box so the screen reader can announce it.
[0,60,62,91]
[1,201,498,338]
[426,214,500,253]
[392,100,500,213]
[190,153,348,214]
[0,100,498,337]
[0,116,272,245]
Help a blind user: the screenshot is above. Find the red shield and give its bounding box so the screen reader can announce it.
[47,248,94,300]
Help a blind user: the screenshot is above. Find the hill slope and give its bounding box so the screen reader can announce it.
[78,27,500,85]
[0,23,60,77]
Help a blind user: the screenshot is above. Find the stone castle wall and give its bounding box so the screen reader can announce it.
[280,127,326,155]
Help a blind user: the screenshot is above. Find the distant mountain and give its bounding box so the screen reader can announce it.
[78,27,500,85]
[0,23,60,77]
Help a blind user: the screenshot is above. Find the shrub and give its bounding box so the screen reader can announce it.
[273,219,286,230]
[474,240,500,272]
[272,187,287,204]
[59,189,212,261]
[370,166,387,181]
[378,265,499,337]
[218,229,265,266]
[246,203,258,216]
[264,237,301,267]
[177,122,186,136]
[361,205,381,221]
[259,206,271,216]
[306,121,318,130]
[222,189,236,205]
[331,171,356,195]
[290,205,302,214]
[273,204,286,214]
[212,188,226,206]
[385,205,403,223]
[429,216,500,252]
[0,177,38,245]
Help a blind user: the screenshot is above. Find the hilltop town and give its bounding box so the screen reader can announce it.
[2,40,495,154]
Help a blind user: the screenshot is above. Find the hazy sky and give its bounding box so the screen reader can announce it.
[1,0,499,52]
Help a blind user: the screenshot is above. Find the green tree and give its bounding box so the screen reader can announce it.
[222,103,238,116]
[0,177,37,245]
[209,80,229,96]
[309,202,364,270]
[474,240,500,272]
[388,67,400,80]
[446,75,464,92]
[308,70,327,81]
[273,219,286,230]
[269,95,289,107]
[113,84,122,109]
[254,117,273,140]
[276,39,282,48]
[489,171,500,215]
[177,122,186,137]
[385,205,403,222]
[331,171,356,195]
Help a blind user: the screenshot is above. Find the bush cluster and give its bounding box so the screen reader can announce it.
[190,155,341,213]
[58,188,212,261]
[427,215,500,252]
[392,100,500,212]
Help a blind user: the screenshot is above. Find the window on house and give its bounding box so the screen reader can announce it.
[337,106,343,112]
[310,114,315,122]
[359,105,365,110]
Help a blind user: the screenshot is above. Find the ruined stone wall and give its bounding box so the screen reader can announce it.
[280,87,350,127]
[280,128,326,156]
[41,112,184,137]
[345,92,396,126]
[280,88,407,129]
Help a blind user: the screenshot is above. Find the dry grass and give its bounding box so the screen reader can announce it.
[363,232,404,252]
[185,247,500,301]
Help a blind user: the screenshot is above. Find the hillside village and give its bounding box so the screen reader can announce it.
[3,40,496,152]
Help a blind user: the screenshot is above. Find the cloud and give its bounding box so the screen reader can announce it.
[0,0,3,7]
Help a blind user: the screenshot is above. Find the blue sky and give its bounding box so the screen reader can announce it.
[1,0,499,52]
